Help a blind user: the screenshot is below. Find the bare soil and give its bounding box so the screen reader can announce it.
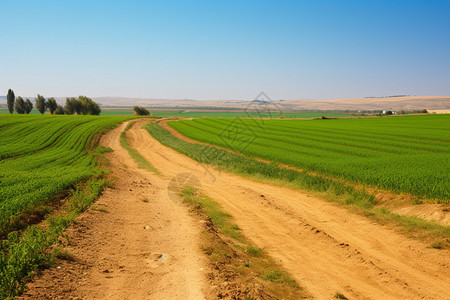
[20,122,208,299]
[21,120,450,300]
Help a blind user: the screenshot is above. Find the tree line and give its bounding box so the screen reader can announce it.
[6,89,101,115]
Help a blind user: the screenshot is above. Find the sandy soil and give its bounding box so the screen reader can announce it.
[21,122,208,299]
[126,120,450,300]
[391,204,450,226]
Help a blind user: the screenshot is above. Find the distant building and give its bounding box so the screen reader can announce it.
[382,110,396,115]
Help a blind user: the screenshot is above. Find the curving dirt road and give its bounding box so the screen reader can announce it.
[21,122,209,299]
[127,120,450,300]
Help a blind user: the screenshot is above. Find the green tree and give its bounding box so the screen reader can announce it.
[79,96,101,115]
[46,98,58,114]
[133,106,150,116]
[64,97,75,115]
[74,98,82,114]
[35,94,46,114]
[64,97,81,115]
[24,99,33,114]
[54,105,65,115]
[14,97,26,114]
[7,89,15,114]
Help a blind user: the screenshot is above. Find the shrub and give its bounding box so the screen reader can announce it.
[133,106,150,116]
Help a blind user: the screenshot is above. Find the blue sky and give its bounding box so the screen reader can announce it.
[1,0,449,100]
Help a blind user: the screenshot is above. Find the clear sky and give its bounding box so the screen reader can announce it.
[1,0,449,100]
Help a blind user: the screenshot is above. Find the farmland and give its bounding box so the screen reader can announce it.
[2,115,448,299]
[148,111,354,118]
[100,110,354,118]
[1,108,355,118]
[0,109,42,115]
[0,115,129,230]
[167,115,450,201]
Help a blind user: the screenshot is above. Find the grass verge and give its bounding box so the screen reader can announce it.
[120,122,159,174]
[146,122,450,248]
[180,186,309,299]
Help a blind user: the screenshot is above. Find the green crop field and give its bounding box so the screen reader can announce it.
[2,108,354,118]
[100,110,134,115]
[149,111,353,118]
[168,115,450,201]
[99,110,354,118]
[0,115,129,229]
[0,109,42,115]
[101,110,354,118]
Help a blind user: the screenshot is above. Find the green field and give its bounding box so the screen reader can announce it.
[100,110,134,115]
[101,110,353,118]
[0,115,129,229]
[168,115,450,201]
[2,108,354,118]
[0,109,43,115]
[148,111,353,118]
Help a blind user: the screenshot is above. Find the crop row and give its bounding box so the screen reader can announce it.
[168,115,450,200]
[0,115,129,229]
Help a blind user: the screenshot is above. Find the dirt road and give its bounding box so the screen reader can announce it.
[22,122,208,299]
[126,120,450,300]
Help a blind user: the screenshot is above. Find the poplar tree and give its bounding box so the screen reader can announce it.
[47,98,58,114]
[35,94,47,114]
[6,89,15,114]
[24,99,33,114]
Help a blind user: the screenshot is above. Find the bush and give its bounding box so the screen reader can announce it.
[133,106,150,116]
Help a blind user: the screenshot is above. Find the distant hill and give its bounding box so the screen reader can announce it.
[284,96,450,111]
[92,96,450,111]
[1,95,449,111]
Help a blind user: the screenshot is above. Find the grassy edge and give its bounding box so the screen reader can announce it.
[180,186,309,299]
[0,118,135,299]
[145,122,450,248]
[120,121,159,174]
